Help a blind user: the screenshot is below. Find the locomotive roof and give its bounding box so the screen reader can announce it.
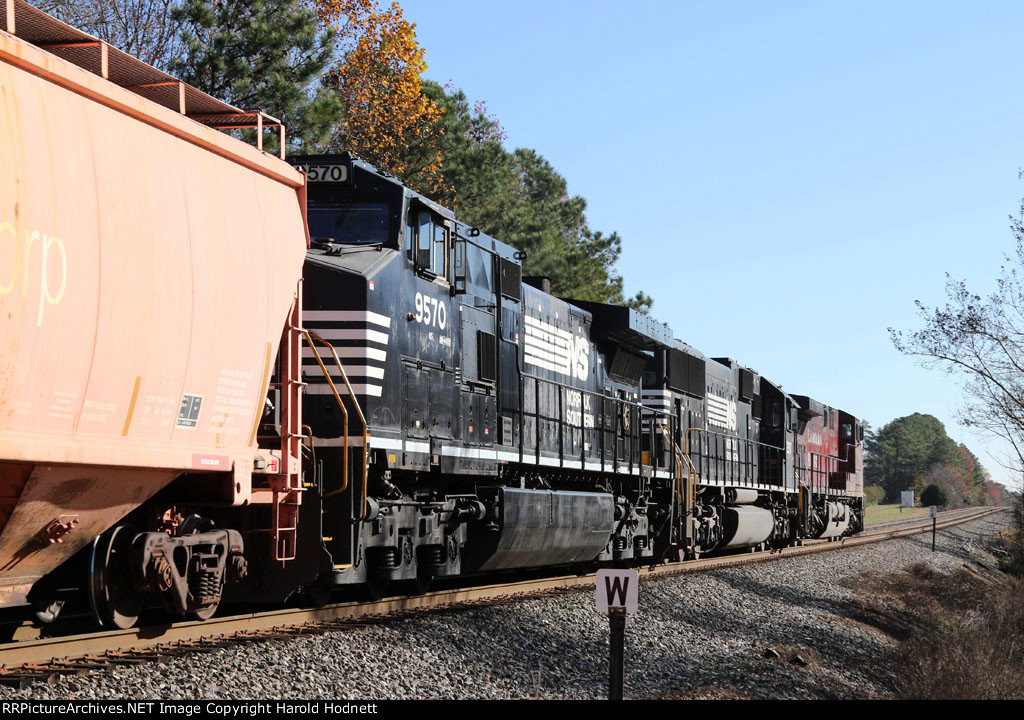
[673,339,706,359]
[292,152,523,266]
[566,300,672,350]
[791,394,826,418]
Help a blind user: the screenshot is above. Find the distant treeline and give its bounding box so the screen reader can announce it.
[864,413,1013,507]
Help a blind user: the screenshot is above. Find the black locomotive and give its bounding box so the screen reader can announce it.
[245,153,867,600]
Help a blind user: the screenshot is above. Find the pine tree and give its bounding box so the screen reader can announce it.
[170,0,343,154]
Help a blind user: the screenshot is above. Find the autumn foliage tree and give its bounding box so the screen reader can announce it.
[311,0,445,195]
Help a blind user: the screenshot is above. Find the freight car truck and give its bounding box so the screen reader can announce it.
[0,1,309,627]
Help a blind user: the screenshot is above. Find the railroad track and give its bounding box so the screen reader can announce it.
[0,506,1006,688]
[863,505,990,532]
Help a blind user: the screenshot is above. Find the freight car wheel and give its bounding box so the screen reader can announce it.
[31,597,65,625]
[89,525,143,630]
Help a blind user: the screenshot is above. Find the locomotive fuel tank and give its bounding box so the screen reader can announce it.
[466,488,615,571]
[719,506,775,549]
[0,10,307,609]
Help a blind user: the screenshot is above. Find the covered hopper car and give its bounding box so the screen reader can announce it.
[0,3,864,629]
[0,2,311,627]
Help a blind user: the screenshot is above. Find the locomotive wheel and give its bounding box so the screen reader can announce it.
[89,525,143,630]
[188,599,220,621]
[409,571,433,596]
[574,562,593,577]
[304,584,333,608]
[359,577,388,602]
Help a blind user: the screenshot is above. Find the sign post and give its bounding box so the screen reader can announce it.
[608,606,626,699]
[596,569,639,701]
[930,505,937,551]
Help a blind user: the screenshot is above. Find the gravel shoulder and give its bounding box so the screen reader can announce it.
[0,510,1011,700]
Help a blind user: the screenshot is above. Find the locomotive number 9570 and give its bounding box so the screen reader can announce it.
[414,291,447,330]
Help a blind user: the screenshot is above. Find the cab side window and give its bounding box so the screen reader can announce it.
[432,223,448,277]
[405,209,415,261]
[417,212,432,269]
[405,206,451,282]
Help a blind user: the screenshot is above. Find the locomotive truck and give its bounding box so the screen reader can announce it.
[0,2,863,629]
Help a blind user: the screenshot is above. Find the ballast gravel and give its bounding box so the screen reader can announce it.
[0,511,1011,700]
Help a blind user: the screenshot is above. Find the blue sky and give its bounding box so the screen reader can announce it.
[403,0,1024,490]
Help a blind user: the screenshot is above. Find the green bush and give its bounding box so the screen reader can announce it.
[864,485,885,506]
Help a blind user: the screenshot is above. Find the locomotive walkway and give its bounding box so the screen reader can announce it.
[0,506,1001,688]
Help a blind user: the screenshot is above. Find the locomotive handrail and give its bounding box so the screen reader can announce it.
[684,427,786,490]
[301,424,315,461]
[519,371,672,474]
[803,450,848,497]
[519,373,663,415]
[654,417,693,514]
[300,332,350,493]
[682,427,703,517]
[301,330,370,520]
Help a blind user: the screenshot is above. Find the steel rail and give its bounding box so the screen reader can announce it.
[863,505,987,532]
[0,507,1005,681]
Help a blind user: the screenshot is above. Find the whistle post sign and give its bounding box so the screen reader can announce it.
[596,569,639,615]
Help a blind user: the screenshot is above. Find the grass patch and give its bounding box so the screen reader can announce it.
[841,563,1024,700]
[863,504,930,525]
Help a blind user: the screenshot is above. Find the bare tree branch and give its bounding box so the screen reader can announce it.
[32,1,182,69]
[892,206,1024,487]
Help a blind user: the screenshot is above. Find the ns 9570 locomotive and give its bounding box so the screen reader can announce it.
[277,152,865,600]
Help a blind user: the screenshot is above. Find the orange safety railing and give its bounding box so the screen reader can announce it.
[268,296,305,563]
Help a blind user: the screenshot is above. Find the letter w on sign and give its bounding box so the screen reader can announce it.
[596,569,639,615]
